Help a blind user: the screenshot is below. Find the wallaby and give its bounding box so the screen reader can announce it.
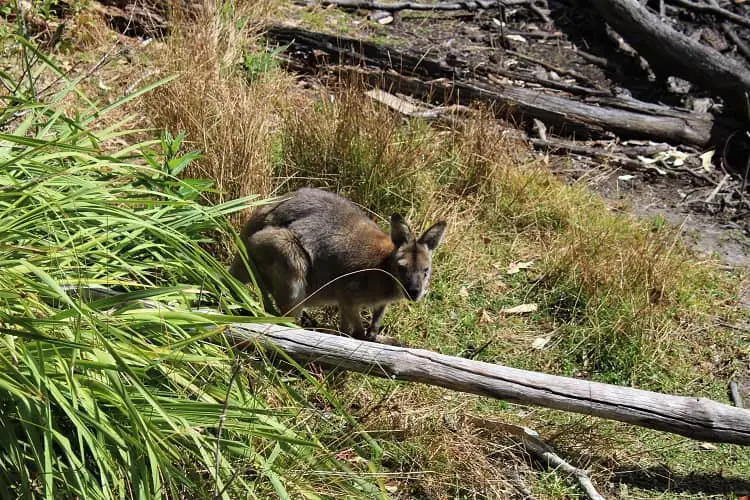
[229,188,447,340]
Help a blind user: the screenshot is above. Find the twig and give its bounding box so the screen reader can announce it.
[574,48,620,72]
[528,1,553,24]
[529,137,659,173]
[668,0,750,29]
[480,65,612,97]
[505,50,604,89]
[730,380,745,409]
[463,416,605,500]
[604,24,655,79]
[507,469,538,499]
[722,22,750,63]
[705,173,730,203]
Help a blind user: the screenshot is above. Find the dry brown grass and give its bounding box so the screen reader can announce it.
[142,0,292,223]
[279,85,445,216]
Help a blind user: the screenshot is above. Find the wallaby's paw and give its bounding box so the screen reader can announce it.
[300,311,318,329]
[373,334,406,347]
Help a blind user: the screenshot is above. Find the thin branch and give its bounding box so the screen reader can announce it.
[463,416,605,500]
[505,50,604,89]
[669,0,750,29]
[707,0,750,63]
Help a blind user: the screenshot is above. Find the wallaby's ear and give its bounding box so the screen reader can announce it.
[390,213,414,247]
[418,221,447,251]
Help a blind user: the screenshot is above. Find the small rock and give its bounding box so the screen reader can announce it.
[369,11,393,25]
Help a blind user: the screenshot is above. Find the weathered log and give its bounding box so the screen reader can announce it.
[59,285,750,445]
[268,25,737,147]
[226,323,750,446]
[590,0,750,114]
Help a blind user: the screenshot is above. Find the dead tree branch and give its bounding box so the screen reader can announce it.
[590,0,750,113]
[463,416,605,500]
[268,25,737,147]
[56,286,750,446]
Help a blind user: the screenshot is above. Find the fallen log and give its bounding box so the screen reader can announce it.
[590,0,750,115]
[58,285,750,445]
[268,25,738,147]
[227,323,750,446]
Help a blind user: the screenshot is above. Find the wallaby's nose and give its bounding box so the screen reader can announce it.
[406,287,421,301]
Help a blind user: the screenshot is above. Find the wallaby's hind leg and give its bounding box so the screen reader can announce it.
[339,303,369,340]
[369,305,387,336]
[247,227,308,322]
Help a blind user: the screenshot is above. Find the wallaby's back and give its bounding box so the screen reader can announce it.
[235,189,395,297]
[250,188,394,282]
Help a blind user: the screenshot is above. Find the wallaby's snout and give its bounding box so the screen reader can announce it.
[229,188,447,341]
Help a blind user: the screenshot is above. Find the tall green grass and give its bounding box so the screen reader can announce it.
[0,35,381,498]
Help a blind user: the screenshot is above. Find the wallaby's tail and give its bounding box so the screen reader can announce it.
[228,200,287,315]
[229,202,279,283]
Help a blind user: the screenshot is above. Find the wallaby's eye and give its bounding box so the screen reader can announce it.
[422,268,429,276]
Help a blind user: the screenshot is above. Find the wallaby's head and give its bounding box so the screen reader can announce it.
[389,213,447,301]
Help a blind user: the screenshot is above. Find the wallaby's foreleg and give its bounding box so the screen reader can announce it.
[339,304,368,340]
[369,305,387,336]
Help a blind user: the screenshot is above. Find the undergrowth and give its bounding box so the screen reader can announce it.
[0,27,382,499]
[23,0,746,496]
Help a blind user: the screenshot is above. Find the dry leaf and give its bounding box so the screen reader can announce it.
[458,286,469,298]
[506,34,528,43]
[699,150,715,171]
[507,260,534,275]
[531,336,551,349]
[699,442,718,450]
[501,303,538,314]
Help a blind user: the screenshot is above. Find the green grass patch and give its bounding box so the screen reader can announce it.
[0,32,384,499]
